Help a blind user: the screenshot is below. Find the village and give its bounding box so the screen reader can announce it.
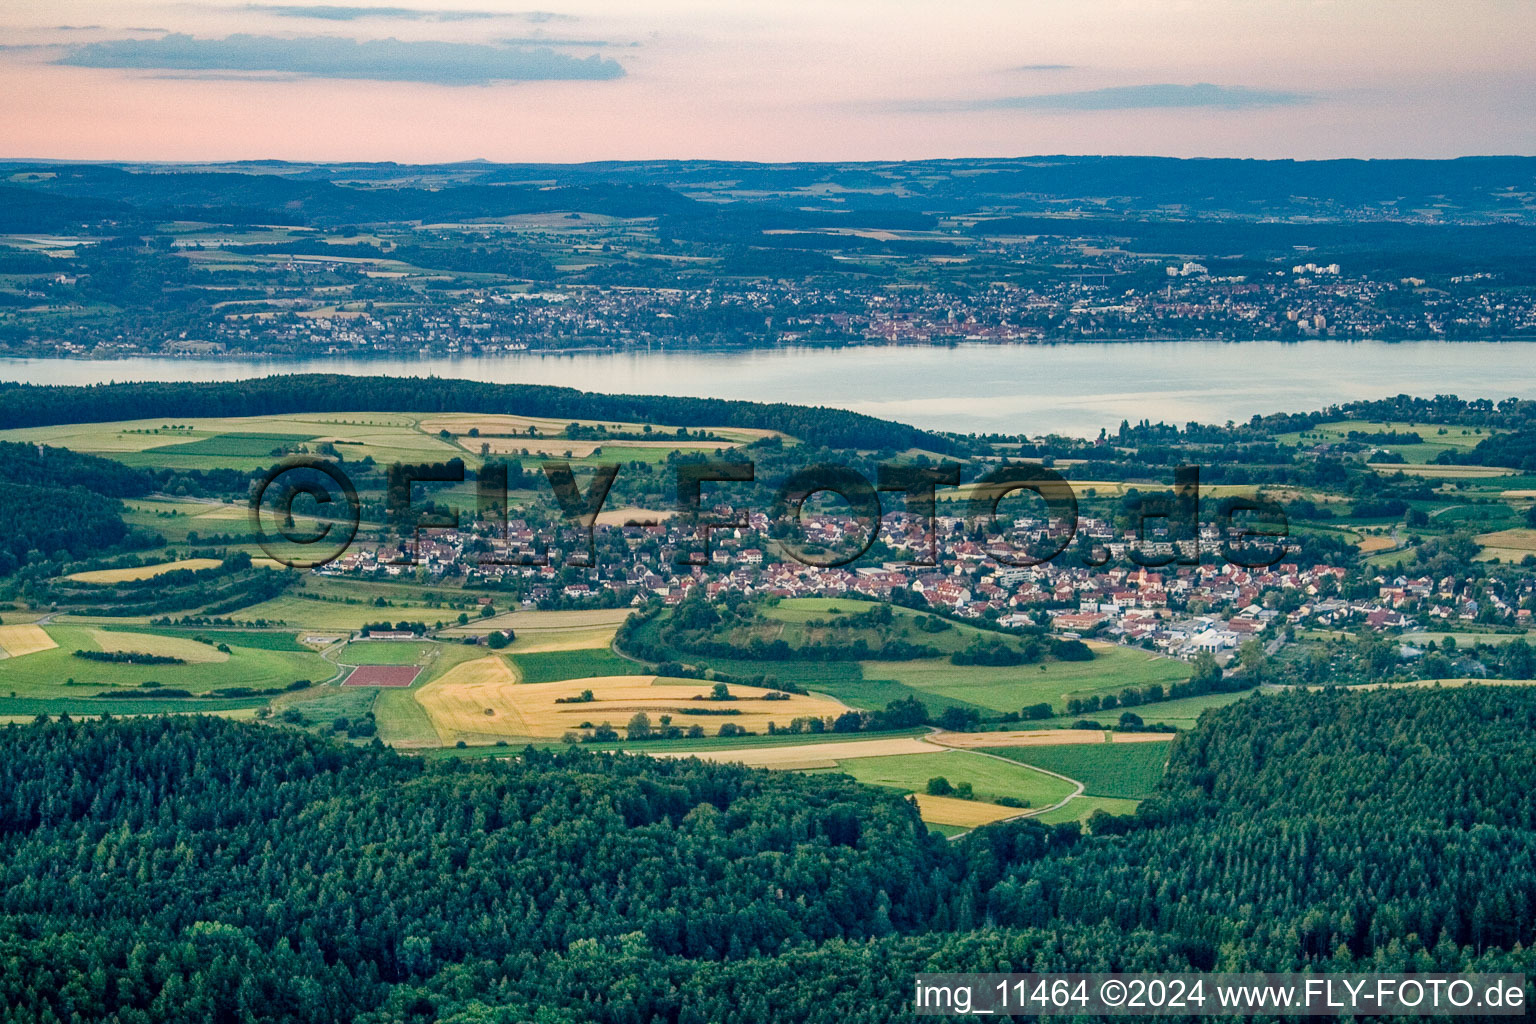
[316,506,1536,665]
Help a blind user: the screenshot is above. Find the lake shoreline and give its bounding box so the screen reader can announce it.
[5,334,1535,367]
[6,339,1536,438]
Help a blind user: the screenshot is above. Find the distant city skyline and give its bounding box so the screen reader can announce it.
[2,0,1533,163]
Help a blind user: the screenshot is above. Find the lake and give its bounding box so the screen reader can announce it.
[3,340,1535,437]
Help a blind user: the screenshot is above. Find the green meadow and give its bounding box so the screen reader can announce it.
[993,740,1173,800]
[1034,796,1143,826]
[863,644,1189,714]
[807,750,1076,808]
[0,624,329,698]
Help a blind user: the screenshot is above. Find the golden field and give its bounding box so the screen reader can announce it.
[651,736,940,769]
[88,629,228,664]
[909,794,1026,827]
[66,558,222,584]
[0,624,57,658]
[415,660,850,745]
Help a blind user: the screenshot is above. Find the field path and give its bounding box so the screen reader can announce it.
[953,743,1085,823]
[650,735,940,768]
[317,638,356,686]
[656,729,1088,830]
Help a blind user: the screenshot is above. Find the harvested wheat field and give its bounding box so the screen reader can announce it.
[1476,529,1536,552]
[416,667,850,745]
[1357,535,1398,554]
[413,656,525,744]
[930,728,1108,748]
[652,736,939,768]
[909,794,1025,828]
[418,412,616,437]
[594,506,677,527]
[89,630,228,663]
[0,624,57,658]
[1369,463,1514,478]
[66,558,222,584]
[441,607,633,637]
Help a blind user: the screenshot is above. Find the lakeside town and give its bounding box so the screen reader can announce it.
[315,507,1536,666]
[28,256,1536,360]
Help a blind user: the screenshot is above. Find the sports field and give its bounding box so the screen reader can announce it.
[343,665,423,688]
[340,640,436,665]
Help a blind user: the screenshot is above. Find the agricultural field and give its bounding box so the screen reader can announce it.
[1475,528,1536,561]
[1034,796,1143,826]
[1040,689,1252,731]
[908,795,1025,828]
[414,662,849,746]
[372,685,441,748]
[1275,419,1504,466]
[0,409,772,474]
[0,624,329,701]
[808,749,1076,808]
[237,575,480,630]
[511,648,640,684]
[991,740,1173,800]
[862,642,1189,715]
[726,597,1034,660]
[415,412,777,448]
[0,624,58,659]
[435,606,631,639]
[138,627,311,651]
[621,599,1151,719]
[1369,463,1513,478]
[65,558,223,584]
[930,728,1171,748]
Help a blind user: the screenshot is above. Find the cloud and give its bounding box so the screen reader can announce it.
[239,5,577,21]
[954,83,1310,111]
[500,37,626,48]
[51,33,626,85]
[243,5,496,21]
[1010,64,1074,72]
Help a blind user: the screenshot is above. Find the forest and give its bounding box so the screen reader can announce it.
[1,685,1533,1023]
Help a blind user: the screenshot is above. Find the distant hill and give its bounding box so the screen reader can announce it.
[2,155,1534,229]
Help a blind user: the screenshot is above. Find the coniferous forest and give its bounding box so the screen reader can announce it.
[2,686,1534,1023]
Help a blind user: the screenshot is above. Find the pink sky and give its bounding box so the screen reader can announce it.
[2,0,1533,162]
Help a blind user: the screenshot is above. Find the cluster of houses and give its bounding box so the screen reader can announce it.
[311,508,1534,663]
